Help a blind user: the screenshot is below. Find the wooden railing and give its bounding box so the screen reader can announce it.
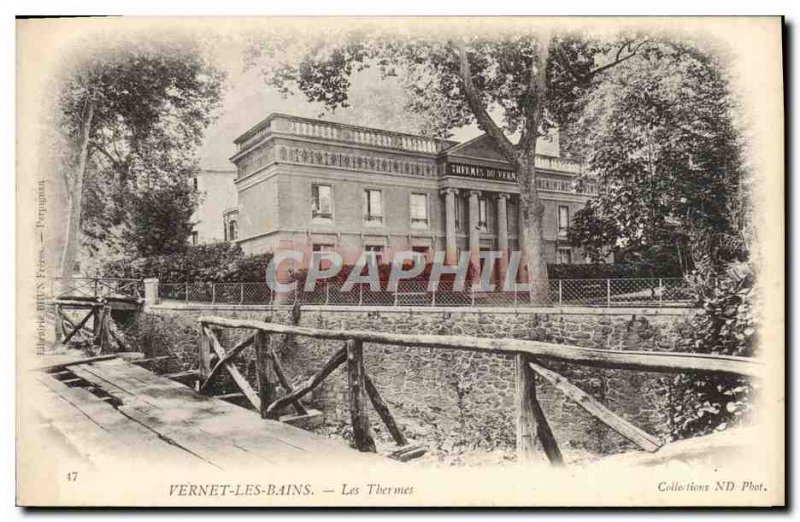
[52,277,143,299]
[196,316,762,464]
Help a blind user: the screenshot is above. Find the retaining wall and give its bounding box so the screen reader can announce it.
[145,303,695,462]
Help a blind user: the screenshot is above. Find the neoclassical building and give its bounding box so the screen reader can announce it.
[230,113,597,278]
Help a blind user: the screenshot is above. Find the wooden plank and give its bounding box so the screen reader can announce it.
[198,334,254,392]
[269,347,308,416]
[198,316,763,378]
[529,380,564,466]
[265,346,346,417]
[364,375,407,446]
[254,331,277,419]
[346,339,376,453]
[36,374,210,468]
[529,361,663,453]
[31,354,118,372]
[203,326,261,411]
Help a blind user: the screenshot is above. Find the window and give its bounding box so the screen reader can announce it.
[410,193,429,229]
[223,210,239,242]
[312,244,335,270]
[363,189,383,225]
[411,246,430,267]
[478,197,488,231]
[558,205,570,236]
[557,247,572,264]
[365,245,385,265]
[312,184,333,222]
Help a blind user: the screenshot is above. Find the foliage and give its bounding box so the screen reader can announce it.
[670,263,756,439]
[58,36,225,266]
[566,42,748,274]
[100,242,273,282]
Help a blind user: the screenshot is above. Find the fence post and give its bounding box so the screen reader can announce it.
[346,339,376,452]
[358,283,364,306]
[514,287,518,307]
[93,278,99,297]
[658,278,663,308]
[212,283,216,304]
[431,288,436,307]
[325,279,330,305]
[471,284,476,307]
[606,279,611,308]
[185,282,189,304]
[239,283,244,305]
[143,278,159,306]
[558,280,563,308]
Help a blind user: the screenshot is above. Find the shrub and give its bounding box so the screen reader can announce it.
[670,262,755,439]
[101,242,273,282]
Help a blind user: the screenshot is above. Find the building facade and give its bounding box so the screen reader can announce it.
[190,169,239,245]
[230,113,597,278]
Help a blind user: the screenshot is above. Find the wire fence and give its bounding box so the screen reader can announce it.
[158,277,695,308]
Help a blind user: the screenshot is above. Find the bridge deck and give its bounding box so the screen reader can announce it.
[32,357,386,471]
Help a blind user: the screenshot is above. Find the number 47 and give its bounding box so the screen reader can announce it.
[66,472,78,482]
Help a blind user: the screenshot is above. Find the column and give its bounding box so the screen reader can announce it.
[468,190,481,276]
[496,193,510,284]
[442,188,458,265]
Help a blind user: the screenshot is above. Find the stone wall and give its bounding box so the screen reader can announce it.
[145,304,694,463]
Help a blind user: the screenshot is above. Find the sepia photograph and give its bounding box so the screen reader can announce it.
[14,15,784,507]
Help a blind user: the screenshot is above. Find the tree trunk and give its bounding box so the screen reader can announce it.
[517,153,549,303]
[59,99,94,277]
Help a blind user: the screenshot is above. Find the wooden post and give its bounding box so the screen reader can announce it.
[515,353,537,463]
[54,305,64,342]
[346,339,376,452]
[93,305,106,352]
[197,322,212,384]
[255,331,277,419]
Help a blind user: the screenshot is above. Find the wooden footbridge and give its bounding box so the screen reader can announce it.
[33,287,764,467]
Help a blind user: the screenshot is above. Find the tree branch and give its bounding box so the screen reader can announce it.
[586,39,649,78]
[90,141,122,168]
[454,40,518,165]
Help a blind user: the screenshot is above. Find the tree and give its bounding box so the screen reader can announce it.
[57,38,224,275]
[566,42,748,275]
[247,27,648,301]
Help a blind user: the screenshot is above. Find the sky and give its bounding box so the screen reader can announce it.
[195,45,559,170]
